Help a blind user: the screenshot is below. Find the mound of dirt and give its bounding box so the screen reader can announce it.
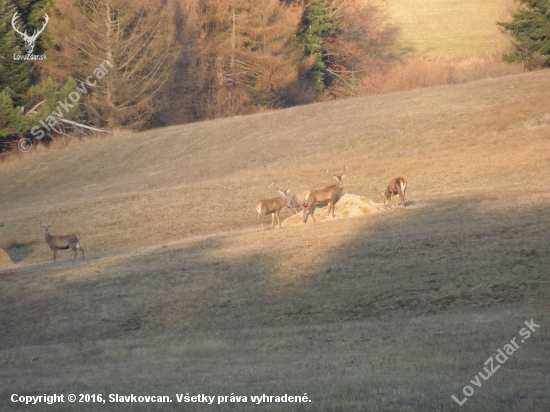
[282,194,388,227]
[0,248,14,269]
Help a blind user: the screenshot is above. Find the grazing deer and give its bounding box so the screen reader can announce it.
[255,182,291,230]
[377,177,407,208]
[302,166,346,223]
[289,191,310,214]
[40,221,85,263]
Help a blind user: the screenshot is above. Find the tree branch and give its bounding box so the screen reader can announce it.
[56,118,110,133]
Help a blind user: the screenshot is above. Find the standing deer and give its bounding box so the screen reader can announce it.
[40,221,85,263]
[255,182,291,230]
[378,177,407,209]
[302,166,346,223]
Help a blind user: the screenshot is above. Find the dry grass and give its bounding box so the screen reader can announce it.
[1,70,550,410]
[0,248,13,268]
[361,55,525,95]
[282,194,388,227]
[388,0,516,58]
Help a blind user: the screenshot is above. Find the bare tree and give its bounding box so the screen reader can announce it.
[323,0,398,98]
[169,0,304,121]
[47,0,181,129]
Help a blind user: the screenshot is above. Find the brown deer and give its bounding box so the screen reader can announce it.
[378,177,407,209]
[302,166,346,223]
[289,190,310,214]
[255,182,292,230]
[40,221,85,263]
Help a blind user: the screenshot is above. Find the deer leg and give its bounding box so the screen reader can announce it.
[309,204,317,222]
[72,246,77,263]
[259,208,267,230]
[276,211,281,228]
[53,249,57,264]
[80,246,85,261]
[261,214,266,230]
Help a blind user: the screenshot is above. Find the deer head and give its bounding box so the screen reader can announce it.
[40,220,54,235]
[326,166,346,187]
[12,11,49,54]
[271,181,292,199]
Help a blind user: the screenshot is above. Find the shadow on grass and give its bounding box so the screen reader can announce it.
[1,198,549,410]
[5,197,549,343]
[3,241,36,263]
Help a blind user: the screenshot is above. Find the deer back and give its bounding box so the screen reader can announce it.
[289,191,310,212]
[46,232,79,250]
[256,195,287,215]
[387,177,407,196]
[314,184,341,204]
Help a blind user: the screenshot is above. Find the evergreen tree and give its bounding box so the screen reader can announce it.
[298,0,335,92]
[0,90,32,138]
[0,76,81,140]
[0,0,33,107]
[498,0,550,69]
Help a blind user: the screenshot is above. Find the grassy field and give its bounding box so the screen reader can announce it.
[388,0,516,58]
[1,70,550,410]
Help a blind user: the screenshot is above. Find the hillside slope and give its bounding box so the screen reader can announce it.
[0,70,549,411]
[389,0,515,58]
[1,70,549,262]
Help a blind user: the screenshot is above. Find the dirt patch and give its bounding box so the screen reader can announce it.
[0,248,13,269]
[282,194,388,227]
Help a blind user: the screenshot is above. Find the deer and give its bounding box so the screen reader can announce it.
[289,191,310,214]
[255,182,292,230]
[302,166,346,223]
[11,11,49,55]
[377,177,407,209]
[40,221,85,263]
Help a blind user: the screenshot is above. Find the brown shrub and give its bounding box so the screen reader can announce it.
[360,55,525,95]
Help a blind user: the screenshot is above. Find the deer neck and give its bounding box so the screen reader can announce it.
[279,194,290,207]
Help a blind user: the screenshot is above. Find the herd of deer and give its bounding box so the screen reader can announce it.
[10,168,404,263]
[255,166,407,230]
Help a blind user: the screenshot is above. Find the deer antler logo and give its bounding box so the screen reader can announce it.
[11,11,49,55]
